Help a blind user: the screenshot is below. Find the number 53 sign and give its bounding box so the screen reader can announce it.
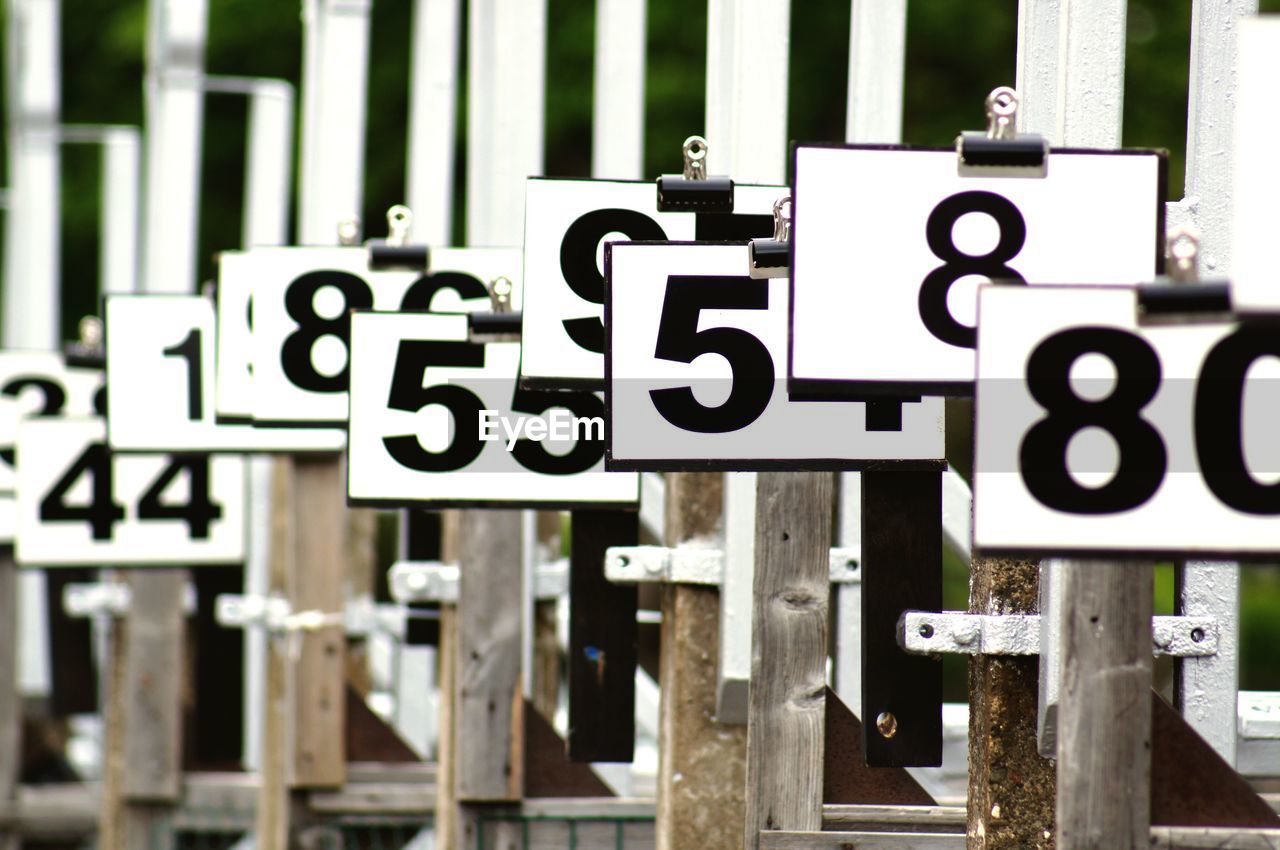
[974,284,1280,558]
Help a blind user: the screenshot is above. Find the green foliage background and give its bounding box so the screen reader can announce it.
[10,0,1280,698]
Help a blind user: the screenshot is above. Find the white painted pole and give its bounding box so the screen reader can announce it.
[591,0,647,180]
[407,0,461,246]
[142,0,208,295]
[1054,0,1126,149]
[242,79,295,249]
[100,127,142,296]
[299,0,372,245]
[845,0,907,145]
[466,0,546,246]
[4,0,60,704]
[834,472,862,717]
[704,0,736,172]
[1015,0,1062,141]
[726,0,789,185]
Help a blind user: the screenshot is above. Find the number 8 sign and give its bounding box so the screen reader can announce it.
[974,284,1280,558]
[788,144,1166,397]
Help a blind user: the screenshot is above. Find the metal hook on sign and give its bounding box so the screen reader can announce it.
[957,86,1048,177]
[749,196,792,279]
[368,205,430,271]
[1167,226,1200,284]
[683,135,709,181]
[985,87,1018,141]
[386,205,413,247]
[467,276,522,341]
[1137,226,1232,324]
[657,135,734,213]
[337,218,362,246]
[488,276,514,313]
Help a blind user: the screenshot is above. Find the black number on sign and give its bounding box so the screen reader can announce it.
[509,387,604,474]
[0,376,68,466]
[40,442,125,540]
[1019,327,1166,514]
[1194,325,1280,515]
[649,275,774,433]
[400,271,490,312]
[384,340,487,472]
[137,455,223,539]
[560,209,668,353]
[919,191,1026,348]
[164,328,203,421]
[281,271,374,392]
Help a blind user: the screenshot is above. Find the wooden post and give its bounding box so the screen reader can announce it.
[99,570,184,850]
[290,456,347,788]
[255,456,293,848]
[0,550,19,850]
[1056,561,1152,850]
[745,473,832,849]
[967,557,1055,849]
[656,472,746,850]
[456,510,524,802]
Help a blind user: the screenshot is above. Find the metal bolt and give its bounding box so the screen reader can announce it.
[644,556,662,575]
[405,572,428,592]
[876,711,898,739]
[1191,627,1205,643]
[846,558,859,571]
[918,623,935,639]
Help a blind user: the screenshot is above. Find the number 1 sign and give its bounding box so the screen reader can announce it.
[974,283,1280,558]
[789,144,1165,396]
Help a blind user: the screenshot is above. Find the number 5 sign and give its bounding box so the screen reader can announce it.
[974,284,1280,558]
[789,144,1165,396]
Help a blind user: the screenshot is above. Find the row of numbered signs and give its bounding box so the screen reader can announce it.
[12,104,1280,565]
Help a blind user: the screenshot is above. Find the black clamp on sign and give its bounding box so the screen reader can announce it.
[368,205,430,271]
[656,135,735,213]
[1139,228,1233,325]
[468,276,522,340]
[749,196,791,278]
[956,87,1048,178]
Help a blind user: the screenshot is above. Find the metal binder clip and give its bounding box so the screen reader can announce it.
[1138,226,1231,323]
[956,87,1048,177]
[469,276,522,340]
[748,196,791,279]
[369,205,430,270]
[65,315,105,368]
[656,135,735,213]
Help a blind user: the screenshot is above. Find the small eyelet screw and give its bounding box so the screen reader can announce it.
[488,276,513,313]
[876,711,898,739]
[1168,226,1200,285]
[985,86,1019,141]
[386,205,413,247]
[682,136,709,181]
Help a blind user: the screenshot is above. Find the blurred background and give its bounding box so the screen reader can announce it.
[6,0,1280,700]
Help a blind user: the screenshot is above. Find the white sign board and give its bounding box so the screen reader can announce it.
[17,418,246,566]
[974,284,1280,558]
[1231,17,1280,314]
[790,145,1164,395]
[605,241,944,469]
[347,311,638,508]
[106,295,345,452]
[248,246,521,425]
[0,352,104,492]
[519,178,787,387]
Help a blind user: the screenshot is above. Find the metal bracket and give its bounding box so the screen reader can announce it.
[215,594,408,638]
[389,558,569,604]
[899,611,1220,658]
[63,581,196,618]
[604,545,861,585]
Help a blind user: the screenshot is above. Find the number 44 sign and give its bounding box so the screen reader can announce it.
[17,418,245,565]
[974,284,1280,558]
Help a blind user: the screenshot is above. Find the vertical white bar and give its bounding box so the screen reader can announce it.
[1055,0,1127,148]
[406,0,461,246]
[834,472,862,717]
[242,80,295,249]
[466,0,547,246]
[1015,0,1062,139]
[704,0,736,170]
[845,0,907,144]
[1179,561,1239,766]
[591,0,647,180]
[242,456,273,771]
[717,472,756,724]
[521,512,537,700]
[727,0,789,184]
[299,0,372,245]
[6,0,61,701]
[142,0,208,295]
[100,127,141,296]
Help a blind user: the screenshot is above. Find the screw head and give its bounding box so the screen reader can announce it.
[876,711,898,739]
[918,623,935,639]
[1191,627,1205,643]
